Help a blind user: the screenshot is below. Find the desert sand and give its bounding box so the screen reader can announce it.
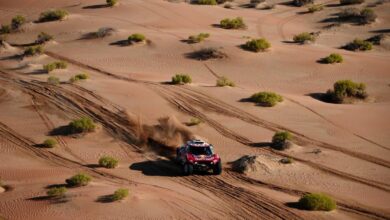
[0,0,389,219]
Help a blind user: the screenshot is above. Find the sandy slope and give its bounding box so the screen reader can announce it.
[0,0,389,219]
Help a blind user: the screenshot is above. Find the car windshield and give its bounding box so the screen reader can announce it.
[188,146,213,156]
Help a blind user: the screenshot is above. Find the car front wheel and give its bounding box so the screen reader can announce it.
[213,160,222,175]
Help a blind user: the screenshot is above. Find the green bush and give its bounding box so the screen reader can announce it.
[11,15,26,30]
[70,73,89,83]
[186,117,203,126]
[188,33,210,43]
[340,0,364,5]
[338,8,376,24]
[171,74,192,84]
[47,76,60,85]
[24,45,44,56]
[196,0,217,5]
[0,24,11,34]
[298,193,336,211]
[47,187,67,198]
[243,38,271,52]
[293,32,316,44]
[322,53,343,64]
[272,131,292,150]
[326,80,367,103]
[128,33,146,43]
[66,173,92,187]
[250,92,283,107]
[280,157,294,164]
[36,32,53,44]
[43,138,57,148]
[43,61,67,73]
[216,76,235,87]
[220,17,246,29]
[111,188,129,201]
[39,9,68,22]
[107,0,118,6]
[99,156,119,168]
[293,0,314,6]
[69,117,96,133]
[344,38,372,51]
[360,8,377,24]
[308,4,324,13]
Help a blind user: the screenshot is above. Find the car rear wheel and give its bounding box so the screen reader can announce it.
[183,163,193,176]
[213,160,222,175]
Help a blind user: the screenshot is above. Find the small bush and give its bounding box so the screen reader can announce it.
[298,193,336,211]
[24,45,44,56]
[325,80,367,103]
[322,53,343,64]
[344,38,372,51]
[172,74,192,84]
[99,156,119,168]
[94,27,115,38]
[340,0,364,5]
[220,17,246,29]
[43,138,57,148]
[293,32,316,44]
[36,32,53,44]
[216,76,235,87]
[66,173,92,187]
[308,4,324,13]
[250,92,283,107]
[0,24,11,34]
[280,157,294,164]
[39,9,68,22]
[69,117,96,133]
[186,117,203,126]
[47,187,67,198]
[338,8,376,24]
[11,15,26,30]
[272,131,292,150]
[70,73,89,83]
[111,188,129,201]
[128,33,146,43]
[47,76,60,85]
[360,8,377,24]
[243,38,271,52]
[43,61,67,73]
[107,0,119,6]
[188,33,210,43]
[196,0,217,5]
[188,47,227,60]
[293,0,314,6]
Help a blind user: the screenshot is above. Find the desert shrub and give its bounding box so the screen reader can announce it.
[99,156,119,168]
[107,0,118,6]
[338,8,376,24]
[70,73,89,83]
[189,47,227,60]
[94,27,115,38]
[322,53,343,64]
[366,33,388,45]
[0,24,11,34]
[280,157,294,164]
[128,33,146,43]
[308,4,324,13]
[293,0,314,6]
[272,131,292,150]
[188,33,210,43]
[39,9,68,22]
[196,0,217,5]
[43,138,57,148]
[111,188,129,201]
[224,3,233,8]
[298,193,336,211]
[360,8,377,24]
[216,76,235,87]
[24,45,44,56]
[11,15,26,30]
[293,32,316,44]
[43,61,67,73]
[340,0,364,5]
[36,32,53,44]
[47,187,67,198]
[338,7,361,20]
[66,173,91,187]
[243,38,271,52]
[220,17,246,29]
[325,80,367,103]
[47,76,60,85]
[186,117,203,126]
[344,38,372,51]
[69,117,96,133]
[172,74,192,84]
[250,92,283,107]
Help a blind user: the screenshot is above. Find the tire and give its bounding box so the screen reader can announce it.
[183,163,194,176]
[213,160,222,175]
[175,148,181,164]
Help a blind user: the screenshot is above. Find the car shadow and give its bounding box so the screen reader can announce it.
[129,159,181,177]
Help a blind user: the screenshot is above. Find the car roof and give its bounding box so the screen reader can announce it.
[186,140,209,147]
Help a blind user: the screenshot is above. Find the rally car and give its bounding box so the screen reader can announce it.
[176,140,222,175]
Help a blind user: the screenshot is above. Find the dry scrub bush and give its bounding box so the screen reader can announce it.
[99,156,119,168]
[250,92,283,107]
[298,193,336,211]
